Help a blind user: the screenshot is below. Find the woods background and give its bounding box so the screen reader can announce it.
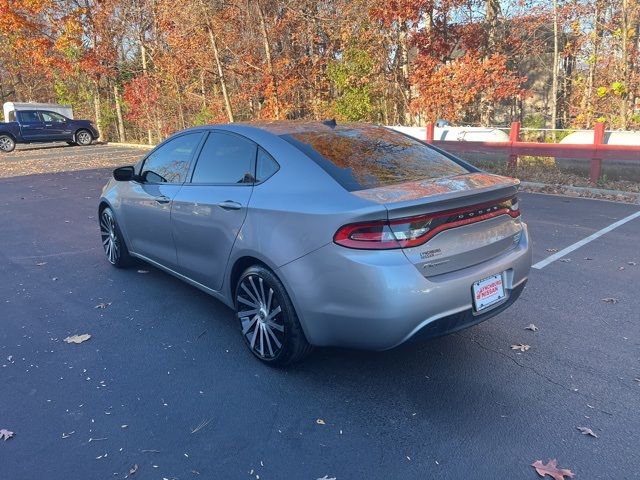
[0,0,638,144]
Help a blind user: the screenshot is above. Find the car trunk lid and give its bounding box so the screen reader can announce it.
[352,172,523,276]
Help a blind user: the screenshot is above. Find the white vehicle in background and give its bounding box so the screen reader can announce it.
[3,102,74,122]
[389,125,510,143]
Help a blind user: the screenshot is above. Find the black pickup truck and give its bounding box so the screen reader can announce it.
[0,109,99,152]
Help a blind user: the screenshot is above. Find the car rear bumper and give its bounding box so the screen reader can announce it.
[278,223,532,350]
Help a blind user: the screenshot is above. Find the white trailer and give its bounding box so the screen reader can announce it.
[389,125,510,142]
[3,102,74,122]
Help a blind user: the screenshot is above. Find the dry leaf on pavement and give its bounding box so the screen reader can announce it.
[94,302,112,309]
[559,258,571,263]
[525,324,539,332]
[0,429,14,441]
[628,261,637,266]
[577,426,597,438]
[316,419,326,425]
[128,464,138,476]
[546,248,558,252]
[35,261,47,266]
[531,459,575,479]
[511,343,530,352]
[64,334,91,344]
[601,297,619,304]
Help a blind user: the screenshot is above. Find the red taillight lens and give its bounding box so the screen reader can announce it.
[333,220,401,249]
[334,196,520,250]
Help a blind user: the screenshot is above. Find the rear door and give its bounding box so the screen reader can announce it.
[16,111,44,140]
[171,131,257,290]
[119,132,205,268]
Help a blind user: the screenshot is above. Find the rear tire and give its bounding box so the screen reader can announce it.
[235,265,313,366]
[99,207,133,268]
[0,134,16,153]
[66,141,77,146]
[76,129,93,146]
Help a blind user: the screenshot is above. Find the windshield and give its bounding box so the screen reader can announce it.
[280,125,470,191]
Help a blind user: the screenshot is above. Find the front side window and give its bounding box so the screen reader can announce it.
[191,132,257,184]
[141,132,203,184]
[281,125,469,191]
[40,111,66,123]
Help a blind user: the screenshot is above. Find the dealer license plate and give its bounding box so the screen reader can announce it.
[472,273,506,311]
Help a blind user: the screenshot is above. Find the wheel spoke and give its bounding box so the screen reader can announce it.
[265,305,281,322]
[237,308,259,317]
[238,295,258,308]
[258,323,265,357]
[264,323,282,348]
[263,324,274,356]
[258,277,266,306]
[265,320,284,333]
[241,282,260,306]
[249,322,259,348]
[248,276,262,306]
[266,288,273,312]
[241,315,258,335]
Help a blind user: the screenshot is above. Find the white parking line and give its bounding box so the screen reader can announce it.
[532,210,640,269]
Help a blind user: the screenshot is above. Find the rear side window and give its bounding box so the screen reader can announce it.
[141,132,203,184]
[191,132,257,184]
[17,111,41,123]
[256,148,279,182]
[281,126,469,191]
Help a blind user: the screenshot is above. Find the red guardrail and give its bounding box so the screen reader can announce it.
[425,122,640,184]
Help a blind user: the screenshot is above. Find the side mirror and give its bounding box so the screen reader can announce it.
[113,166,136,181]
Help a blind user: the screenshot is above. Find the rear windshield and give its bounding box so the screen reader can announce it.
[280,126,469,191]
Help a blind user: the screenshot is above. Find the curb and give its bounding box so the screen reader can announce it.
[105,142,154,150]
[520,181,640,205]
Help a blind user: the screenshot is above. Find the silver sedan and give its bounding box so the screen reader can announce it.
[99,122,532,365]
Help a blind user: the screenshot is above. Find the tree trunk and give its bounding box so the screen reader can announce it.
[551,0,560,140]
[620,0,629,129]
[206,24,234,122]
[93,84,103,141]
[581,0,603,128]
[480,0,501,126]
[114,84,126,142]
[256,1,281,119]
[398,23,412,125]
[140,40,153,144]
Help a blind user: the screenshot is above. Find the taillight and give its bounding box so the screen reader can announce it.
[334,196,520,250]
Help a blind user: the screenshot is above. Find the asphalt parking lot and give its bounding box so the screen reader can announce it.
[1,144,639,479]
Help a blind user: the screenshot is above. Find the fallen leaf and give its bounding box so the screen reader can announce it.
[317,476,336,480]
[583,257,593,260]
[64,334,91,344]
[511,343,530,352]
[62,431,75,439]
[618,266,625,271]
[0,429,14,441]
[525,324,539,332]
[94,302,112,309]
[559,258,571,263]
[36,261,47,266]
[129,464,138,476]
[628,261,637,266]
[316,419,326,425]
[531,459,575,479]
[577,426,597,438]
[546,248,558,252]
[601,297,619,304]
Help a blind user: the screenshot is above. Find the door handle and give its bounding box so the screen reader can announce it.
[217,200,242,210]
[155,195,171,204]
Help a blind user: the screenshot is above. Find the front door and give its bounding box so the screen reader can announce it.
[39,111,71,141]
[119,131,205,268]
[171,131,257,290]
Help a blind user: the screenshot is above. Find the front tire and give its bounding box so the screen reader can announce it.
[0,134,16,153]
[235,265,312,366]
[76,129,93,146]
[99,207,133,268]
